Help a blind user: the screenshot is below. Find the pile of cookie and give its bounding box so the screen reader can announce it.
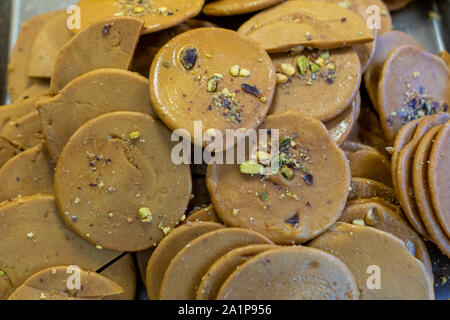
[1,0,448,300]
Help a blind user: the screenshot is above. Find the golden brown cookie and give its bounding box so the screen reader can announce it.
[0,195,121,300]
[55,112,192,252]
[100,254,137,300]
[150,27,275,149]
[412,124,450,257]
[395,113,450,236]
[217,246,358,300]
[364,31,424,113]
[269,48,361,122]
[7,11,61,102]
[8,266,123,300]
[0,144,53,202]
[348,177,396,203]
[0,97,40,135]
[0,137,20,169]
[238,0,374,52]
[1,111,43,149]
[76,0,204,35]
[325,93,361,146]
[340,201,433,277]
[39,68,155,162]
[428,122,450,239]
[203,0,282,16]
[377,45,449,144]
[309,222,434,300]
[28,10,73,78]
[50,17,144,94]
[346,196,403,217]
[146,222,223,299]
[196,244,277,300]
[207,111,351,244]
[348,149,392,187]
[160,228,272,299]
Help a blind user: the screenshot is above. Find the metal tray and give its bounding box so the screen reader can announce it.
[0,0,448,300]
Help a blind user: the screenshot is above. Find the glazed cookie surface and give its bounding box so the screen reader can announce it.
[54,112,192,251]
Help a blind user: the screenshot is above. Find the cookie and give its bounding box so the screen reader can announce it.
[412,125,450,257]
[1,111,43,149]
[0,195,121,300]
[428,122,450,238]
[395,113,450,236]
[28,10,73,78]
[50,17,144,94]
[207,112,351,244]
[150,27,276,149]
[185,205,222,224]
[8,266,123,300]
[348,177,396,204]
[76,0,204,35]
[377,45,449,144]
[346,196,403,217]
[196,244,277,300]
[100,254,137,300]
[217,246,358,300]
[0,144,53,202]
[309,222,434,300]
[0,97,41,137]
[325,92,361,146]
[16,81,50,101]
[0,137,20,169]
[348,149,392,187]
[160,228,272,299]
[238,0,374,52]
[146,222,223,299]
[39,68,155,162]
[269,48,361,122]
[54,112,192,251]
[364,31,424,113]
[7,11,61,102]
[339,201,433,277]
[203,0,282,16]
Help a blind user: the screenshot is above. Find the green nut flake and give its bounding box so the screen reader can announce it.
[0,270,5,276]
[296,56,309,76]
[310,62,320,73]
[181,47,199,70]
[207,77,218,92]
[162,61,171,68]
[240,161,264,175]
[259,192,269,202]
[279,136,292,147]
[318,50,330,60]
[281,166,294,180]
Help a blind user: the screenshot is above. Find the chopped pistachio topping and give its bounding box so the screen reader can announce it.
[276,73,289,84]
[240,161,264,175]
[0,270,5,276]
[281,166,294,180]
[239,68,251,77]
[181,47,199,70]
[232,208,239,216]
[259,192,269,202]
[352,219,365,226]
[280,63,296,76]
[297,56,309,75]
[230,65,240,77]
[129,131,140,139]
[96,245,103,250]
[159,222,171,235]
[162,61,171,68]
[138,207,153,223]
[26,232,34,238]
[279,136,292,147]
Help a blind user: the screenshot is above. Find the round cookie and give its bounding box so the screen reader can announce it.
[413,125,450,257]
[196,244,277,300]
[364,31,424,112]
[217,246,359,300]
[39,68,155,162]
[207,111,351,244]
[0,137,20,170]
[377,45,449,144]
[325,92,361,146]
[339,201,433,277]
[1,111,43,149]
[428,122,450,238]
[160,228,272,299]
[0,97,40,134]
[8,266,123,300]
[270,48,361,122]
[395,113,450,236]
[7,10,61,102]
[0,144,54,202]
[237,0,374,52]
[28,10,73,78]
[348,177,396,204]
[348,149,392,187]
[54,112,192,252]
[100,253,137,300]
[0,195,121,300]
[185,205,222,224]
[150,27,275,149]
[203,0,282,16]
[50,17,144,94]
[146,221,223,300]
[76,0,205,35]
[309,222,434,300]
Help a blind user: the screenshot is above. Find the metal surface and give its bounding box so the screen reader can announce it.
[0,0,449,300]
